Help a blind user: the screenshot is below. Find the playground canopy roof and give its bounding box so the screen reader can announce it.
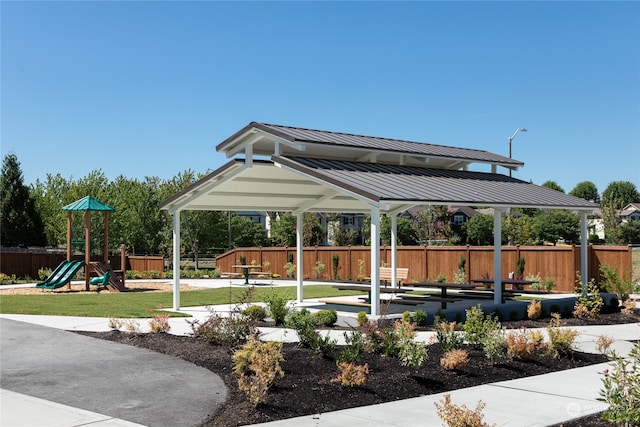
[62,196,115,212]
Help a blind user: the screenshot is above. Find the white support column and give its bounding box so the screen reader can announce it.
[580,212,589,294]
[493,209,503,305]
[296,212,304,302]
[391,214,398,288]
[172,210,181,311]
[370,206,381,316]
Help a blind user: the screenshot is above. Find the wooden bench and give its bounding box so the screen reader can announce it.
[248,271,271,278]
[317,299,372,313]
[366,267,409,287]
[220,272,243,279]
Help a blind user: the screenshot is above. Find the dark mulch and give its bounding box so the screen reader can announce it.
[78,310,639,427]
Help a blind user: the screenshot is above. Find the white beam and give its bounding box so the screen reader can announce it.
[370,206,381,316]
[296,212,304,302]
[580,212,589,294]
[172,210,181,310]
[293,190,339,214]
[493,209,503,305]
[391,214,398,288]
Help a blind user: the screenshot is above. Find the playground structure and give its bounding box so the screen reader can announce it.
[35,260,86,290]
[35,196,128,292]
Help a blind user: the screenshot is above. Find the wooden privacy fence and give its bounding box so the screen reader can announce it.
[216,245,633,293]
[0,251,164,280]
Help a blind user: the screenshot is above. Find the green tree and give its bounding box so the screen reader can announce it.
[570,181,599,202]
[31,173,72,246]
[231,215,269,247]
[535,210,580,245]
[412,205,450,245]
[617,220,640,245]
[109,175,165,255]
[361,215,418,246]
[463,214,493,245]
[270,213,322,247]
[503,214,536,246]
[0,154,46,247]
[602,181,640,211]
[541,180,565,193]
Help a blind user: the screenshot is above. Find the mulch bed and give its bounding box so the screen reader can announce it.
[77,310,639,427]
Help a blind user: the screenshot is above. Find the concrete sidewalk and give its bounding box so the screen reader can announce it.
[0,308,638,427]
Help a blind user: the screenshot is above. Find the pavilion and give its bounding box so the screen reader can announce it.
[160,122,598,316]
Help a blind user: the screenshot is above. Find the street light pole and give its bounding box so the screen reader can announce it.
[508,128,527,177]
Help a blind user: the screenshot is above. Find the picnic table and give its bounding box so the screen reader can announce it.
[325,284,422,309]
[470,278,536,302]
[232,265,262,285]
[407,282,484,309]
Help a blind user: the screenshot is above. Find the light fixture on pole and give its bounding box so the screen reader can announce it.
[508,128,527,177]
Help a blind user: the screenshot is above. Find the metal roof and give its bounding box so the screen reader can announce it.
[216,122,524,172]
[160,157,598,214]
[62,196,115,212]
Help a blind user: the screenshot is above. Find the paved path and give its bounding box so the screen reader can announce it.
[0,318,228,427]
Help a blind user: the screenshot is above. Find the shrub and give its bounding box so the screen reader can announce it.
[393,320,428,367]
[242,305,268,322]
[331,362,369,387]
[108,317,123,330]
[356,311,369,326]
[338,330,365,363]
[0,273,17,285]
[595,335,614,355]
[435,319,463,352]
[440,349,469,370]
[313,260,325,279]
[38,267,52,280]
[312,309,338,327]
[482,329,510,363]
[508,309,520,321]
[462,304,501,346]
[265,290,290,326]
[414,309,428,327]
[146,306,171,333]
[233,336,284,405]
[434,394,496,427]
[597,342,640,426]
[286,308,319,348]
[599,264,635,302]
[402,310,412,324]
[505,328,536,360]
[546,313,578,359]
[189,304,259,348]
[527,300,542,320]
[573,274,604,319]
[123,319,141,334]
[622,299,637,316]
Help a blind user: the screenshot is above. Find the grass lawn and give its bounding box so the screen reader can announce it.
[0,285,360,318]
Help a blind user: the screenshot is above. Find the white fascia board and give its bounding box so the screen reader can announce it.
[224,132,263,158]
[167,163,248,212]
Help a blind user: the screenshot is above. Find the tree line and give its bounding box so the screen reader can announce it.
[1,154,639,261]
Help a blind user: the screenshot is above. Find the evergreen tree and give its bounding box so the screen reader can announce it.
[0,154,46,247]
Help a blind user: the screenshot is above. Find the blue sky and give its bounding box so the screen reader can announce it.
[2,1,639,197]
